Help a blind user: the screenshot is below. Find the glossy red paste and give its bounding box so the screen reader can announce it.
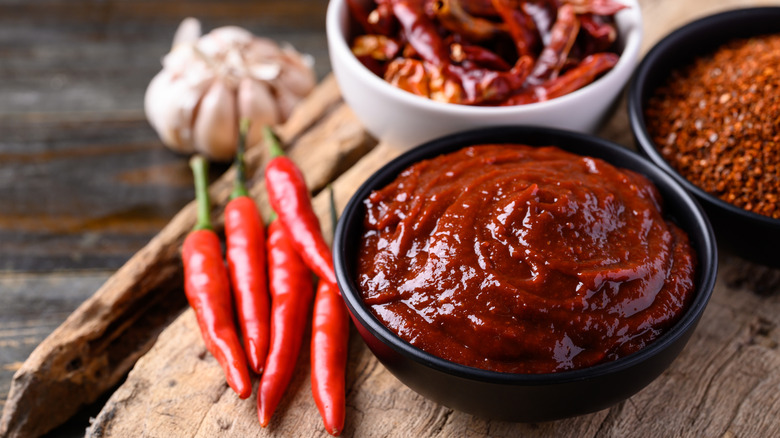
[357,144,696,374]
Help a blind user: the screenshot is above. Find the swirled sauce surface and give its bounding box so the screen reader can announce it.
[357,144,696,373]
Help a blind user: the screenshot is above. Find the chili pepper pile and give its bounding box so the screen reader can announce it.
[645,33,780,219]
[181,123,349,436]
[347,0,626,105]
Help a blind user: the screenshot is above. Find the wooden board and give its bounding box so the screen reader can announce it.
[2,0,780,437]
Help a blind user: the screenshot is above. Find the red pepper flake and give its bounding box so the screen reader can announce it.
[645,33,780,219]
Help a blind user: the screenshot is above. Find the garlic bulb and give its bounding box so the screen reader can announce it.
[145,18,316,161]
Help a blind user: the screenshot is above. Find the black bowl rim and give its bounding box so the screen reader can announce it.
[627,6,780,228]
[334,125,718,386]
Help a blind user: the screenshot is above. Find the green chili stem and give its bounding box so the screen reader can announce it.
[264,125,285,159]
[190,155,213,231]
[231,119,251,200]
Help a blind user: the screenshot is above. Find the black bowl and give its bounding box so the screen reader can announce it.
[333,126,717,422]
[628,7,780,267]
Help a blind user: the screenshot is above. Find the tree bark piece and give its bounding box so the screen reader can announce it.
[0,75,375,438]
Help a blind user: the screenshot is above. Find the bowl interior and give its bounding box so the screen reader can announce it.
[334,126,717,386]
[627,7,780,264]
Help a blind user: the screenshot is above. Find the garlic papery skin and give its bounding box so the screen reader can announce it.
[238,77,279,149]
[144,18,317,161]
[193,78,237,162]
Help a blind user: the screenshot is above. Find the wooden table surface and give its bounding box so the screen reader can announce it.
[1,0,779,437]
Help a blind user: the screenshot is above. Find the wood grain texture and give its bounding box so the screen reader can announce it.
[0,272,110,407]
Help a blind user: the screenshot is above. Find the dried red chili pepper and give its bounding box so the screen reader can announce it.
[450,42,511,71]
[434,0,505,42]
[491,0,539,59]
[349,0,624,105]
[390,0,449,66]
[352,34,401,62]
[567,0,627,16]
[346,0,379,35]
[347,0,395,36]
[310,278,350,435]
[579,13,618,53]
[263,127,338,291]
[450,56,534,103]
[257,215,315,427]
[224,121,270,374]
[311,189,350,436]
[352,34,402,77]
[502,51,618,105]
[540,51,618,99]
[464,0,500,17]
[182,155,252,399]
[384,58,435,97]
[528,3,580,83]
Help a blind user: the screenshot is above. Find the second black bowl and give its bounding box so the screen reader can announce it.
[334,126,717,422]
[628,7,780,267]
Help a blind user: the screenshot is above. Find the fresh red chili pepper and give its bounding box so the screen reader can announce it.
[311,278,350,435]
[311,188,350,436]
[224,121,270,374]
[263,127,338,291]
[182,155,252,399]
[257,216,315,427]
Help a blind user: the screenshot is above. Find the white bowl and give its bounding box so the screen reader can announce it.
[326,0,643,149]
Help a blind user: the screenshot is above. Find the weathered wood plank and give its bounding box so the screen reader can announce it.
[0,272,110,408]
